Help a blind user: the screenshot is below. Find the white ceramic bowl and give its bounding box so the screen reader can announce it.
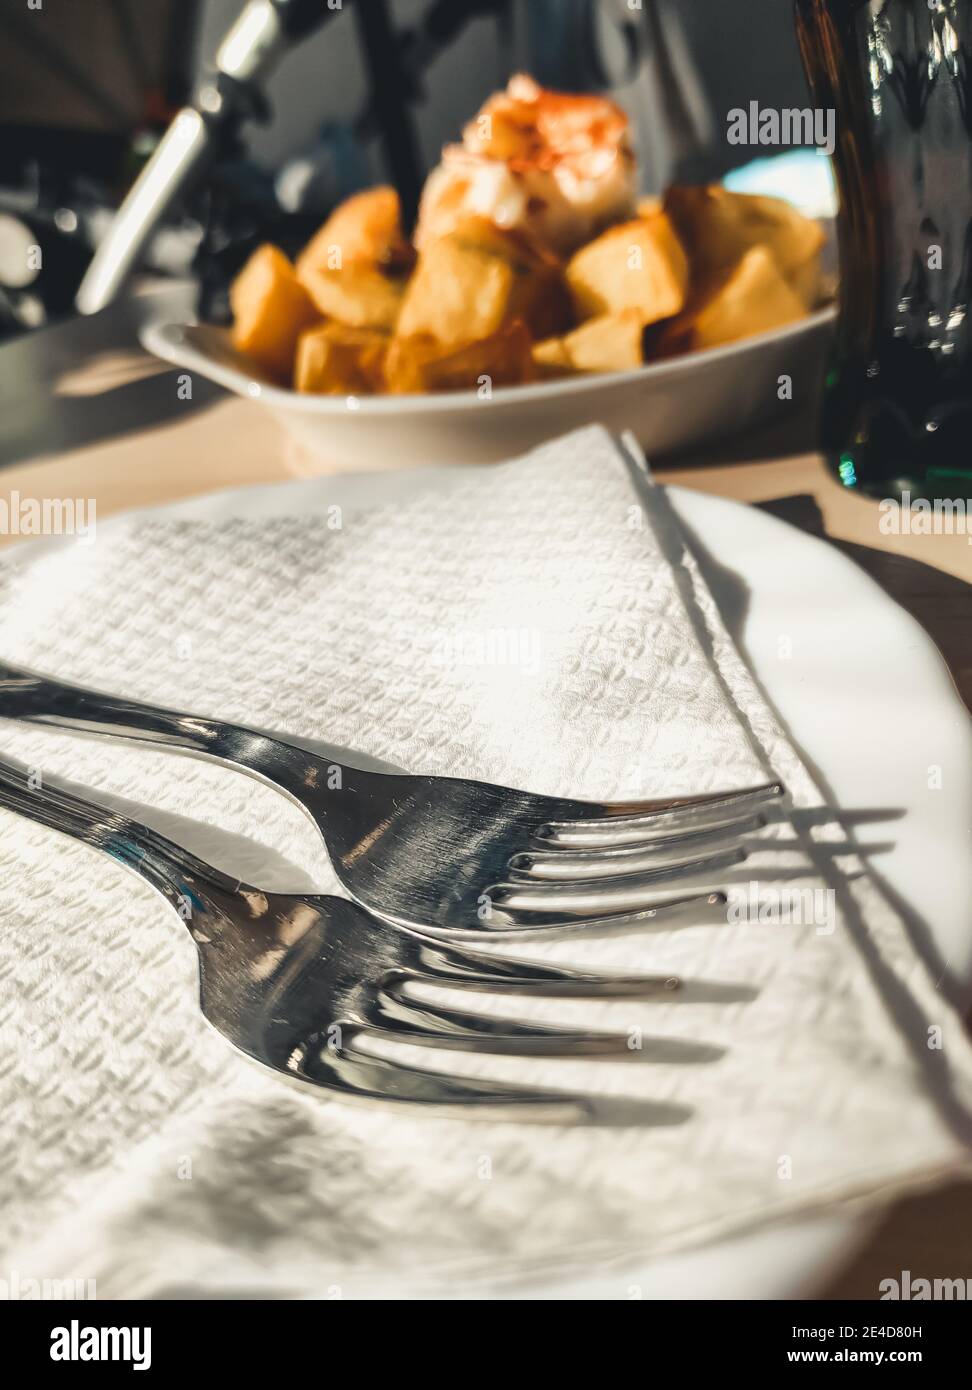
[141,307,835,471]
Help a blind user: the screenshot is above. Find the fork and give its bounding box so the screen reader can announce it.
[0,758,735,1118]
[0,661,784,935]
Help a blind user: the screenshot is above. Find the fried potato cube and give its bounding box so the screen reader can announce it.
[652,245,807,357]
[297,186,415,276]
[294,323,388,395]
[565,214,688,325]
[556,311,645,373]
[396,217,570,346]
[298,263,406,332]
[384,320,535,394]
[396,239,511,345]
[230,244,320,381]
[382,334,441,393]
[664,184,825,307]
[531,335,578,380]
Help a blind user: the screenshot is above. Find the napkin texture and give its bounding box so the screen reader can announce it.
[1,424,971,1298]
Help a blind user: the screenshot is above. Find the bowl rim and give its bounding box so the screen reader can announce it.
[141,305,836,417]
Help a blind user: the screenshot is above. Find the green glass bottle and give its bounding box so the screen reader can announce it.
[795,0,972,501]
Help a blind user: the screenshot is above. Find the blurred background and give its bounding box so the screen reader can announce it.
[0,0,811,339]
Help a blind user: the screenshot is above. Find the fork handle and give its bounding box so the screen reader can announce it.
[0,754,244,922]
[0,661,320,802]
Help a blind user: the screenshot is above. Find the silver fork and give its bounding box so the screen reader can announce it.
[0,758,739,1119]
[0,662,785,935]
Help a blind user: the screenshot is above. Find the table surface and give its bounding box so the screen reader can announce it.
[1,297,970,1299]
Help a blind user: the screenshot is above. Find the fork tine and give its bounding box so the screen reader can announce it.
[538,783,785,848]
[399,940,688,999]
[482,876,733,924]
[508,844,747,884]
[466,889,728,933]
[363,991,726,1061]
[511,819,764,878]
[311,1045,694,1124]
[301,1042,590,1118]
[398,947,758,1003]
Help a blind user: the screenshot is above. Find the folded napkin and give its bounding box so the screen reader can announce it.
[2,425,971,1297]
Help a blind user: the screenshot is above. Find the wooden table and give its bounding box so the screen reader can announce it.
[2,297,971,1298]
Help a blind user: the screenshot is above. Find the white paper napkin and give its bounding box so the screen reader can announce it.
[1,424,971,1298]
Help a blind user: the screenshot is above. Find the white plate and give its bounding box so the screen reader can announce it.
[147,463,972,1299]
[141,308,835,471]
